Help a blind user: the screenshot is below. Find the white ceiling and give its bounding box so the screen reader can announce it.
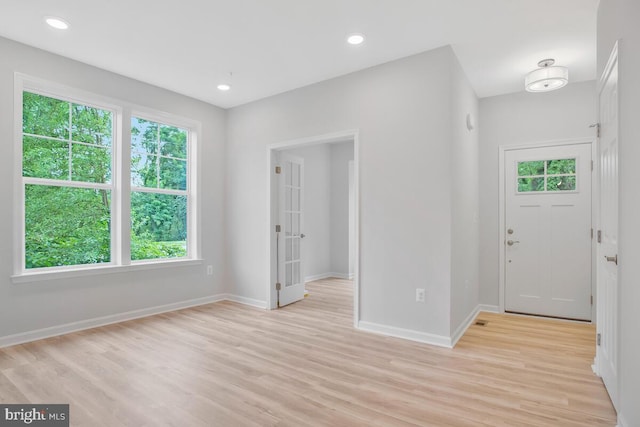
[0,0,598,108]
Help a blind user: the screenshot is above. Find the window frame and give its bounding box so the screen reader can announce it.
[516,157,579,194]
[13,73,201,282]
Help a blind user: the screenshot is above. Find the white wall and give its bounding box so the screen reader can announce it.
[0,37,227,340]
[227,47,458,337]
[329,142,355,276]
[450,54,480,335]
[597,1,640,425]
[282,144,331,280]
[478,81,597,306]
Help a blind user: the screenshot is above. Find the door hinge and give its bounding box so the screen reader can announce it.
[275,166,281,174]
[597,333,601,346]
[590,123,601,138]
[591,228,593,239]
[597,230,602,243]
[591,295,594,305]
[275,224,281,233]
[591,160,594,171]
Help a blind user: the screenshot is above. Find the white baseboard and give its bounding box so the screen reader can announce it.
[478,304,500,313]
[304,272,333,282]
[617,414,628,427]
[451,305,481,347]
[0,293,268,349]
[357,320,452,348]
[305,272,352,282]
[0,293,226,349]
[224,294,268,309]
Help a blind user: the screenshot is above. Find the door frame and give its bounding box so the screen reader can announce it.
[498,138,597,319]
[266,129,360,327]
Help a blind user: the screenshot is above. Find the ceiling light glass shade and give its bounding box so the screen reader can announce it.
[525,66,569,92]
[45,17,69,30]
[346,34,365,45]
[217,84,231,91]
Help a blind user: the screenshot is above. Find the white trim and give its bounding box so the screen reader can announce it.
[224,294,268,309]
[266,129,361,329]
[617,414,628,427]
[357,321,452,348]
[0,293,226,349]
[304,272,352,282]
[12,258,203,284]
[498,138,596,314]
[478,304,500,313]
[0,293,268,349]
[14,72,202,275]
[451,305,481,347]
[304,272,333,282]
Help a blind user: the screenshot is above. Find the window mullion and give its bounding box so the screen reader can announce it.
[68,102,73,181]
[118,107,132,266]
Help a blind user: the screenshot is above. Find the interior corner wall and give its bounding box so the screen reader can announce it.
[0,37,227,339]
[597,1,640,425]
[227,47,455,337]
[281,144,332,280]
[329,141,355,276]
[449,54,480,334]
[478,81,597,307]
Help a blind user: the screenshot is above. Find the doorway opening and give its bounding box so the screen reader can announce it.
[499,140,596,322]
[266,130,359,327]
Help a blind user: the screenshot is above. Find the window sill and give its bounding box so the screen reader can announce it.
[11,259,204,284]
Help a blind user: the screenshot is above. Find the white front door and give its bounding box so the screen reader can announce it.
[504,144,592,320]
[596,44,619,409]
[277,153,305,307]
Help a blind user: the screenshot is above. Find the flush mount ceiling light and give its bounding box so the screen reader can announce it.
[217,84,231,91]
[525,59,569,92]
[45,16,69,30]
[346,33,365,45]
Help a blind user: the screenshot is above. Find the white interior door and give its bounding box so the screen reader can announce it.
[596,45,619,409]
[504,144,592,320]
[278,153,305,307]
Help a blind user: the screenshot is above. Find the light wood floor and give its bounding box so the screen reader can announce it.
[0,279,616,426]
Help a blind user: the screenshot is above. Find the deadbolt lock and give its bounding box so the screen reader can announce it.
[507,228,514,235]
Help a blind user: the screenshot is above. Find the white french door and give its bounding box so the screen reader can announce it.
[504,143,592,320]
[596,44,619,410]
[277,153,305,307]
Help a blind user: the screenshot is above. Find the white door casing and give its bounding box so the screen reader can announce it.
[504,143,592,320]
[596,43,619,410]
[277,153,305,307]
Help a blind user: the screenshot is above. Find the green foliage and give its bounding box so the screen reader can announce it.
[23,92,187,269]
[25,186,111,268]
[517,161,544,176]
[517,158,577,192]
[546,159,576,175]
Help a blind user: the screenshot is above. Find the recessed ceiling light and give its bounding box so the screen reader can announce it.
[346,33,365,45]
[45,17,69,30]
[217,84,231,91]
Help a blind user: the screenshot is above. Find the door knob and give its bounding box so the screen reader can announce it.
[604,255,618,265]
[300,233,306,238]
[507,240,520,246]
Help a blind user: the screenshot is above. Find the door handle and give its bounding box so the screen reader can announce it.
[300,233,306,238]
[604,255,618,265]
[507,240,520,246]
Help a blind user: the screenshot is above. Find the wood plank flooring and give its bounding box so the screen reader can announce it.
[0,278,616,426]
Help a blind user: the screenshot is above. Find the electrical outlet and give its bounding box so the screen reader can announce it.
[416,288,425,303]
[206,265,213,276]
